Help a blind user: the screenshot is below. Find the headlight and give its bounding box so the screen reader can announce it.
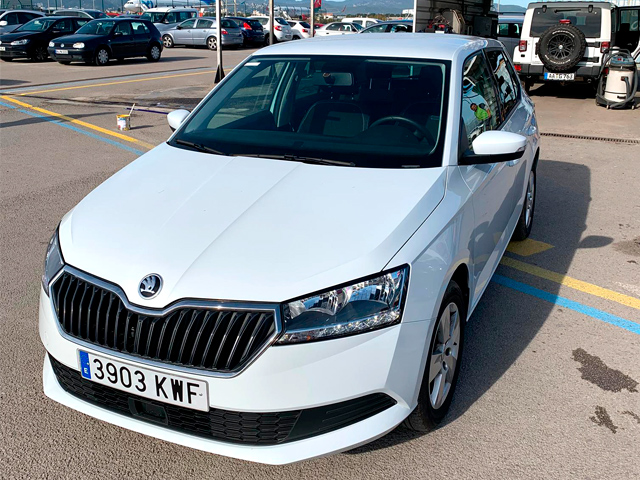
[11,39,30,45]
[42,228,64,294]
[49,41,54,47]
[277,266,409,344]
[72,42,84,49]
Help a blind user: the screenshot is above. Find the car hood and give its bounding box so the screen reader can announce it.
[0,31,39,41]
[59,142,446,306]
[50,34,98,45]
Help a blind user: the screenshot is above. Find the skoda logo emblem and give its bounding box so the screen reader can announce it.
[139,274,162,299]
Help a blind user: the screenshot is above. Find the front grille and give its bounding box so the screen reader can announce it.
[50,355,397,445]
[51,271,277,373]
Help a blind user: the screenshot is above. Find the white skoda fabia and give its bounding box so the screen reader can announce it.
[40,34,539,464]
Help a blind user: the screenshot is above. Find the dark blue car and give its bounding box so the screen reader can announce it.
[48,17,162,65]
[226,16,265,47]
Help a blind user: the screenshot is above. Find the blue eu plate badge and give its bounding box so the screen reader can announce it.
[79,351,91,379]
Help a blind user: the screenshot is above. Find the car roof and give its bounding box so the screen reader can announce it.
[254,33,493,60]
[1,9,44,14]
[145,7,198,12]
[527,1,613,7]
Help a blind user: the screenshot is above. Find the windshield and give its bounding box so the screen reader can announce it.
[141,12,166,23]
[351,22,364,31]
[76,20,115,35]
[16,18,57,32]
[530,7,602,37]
[171,55,449,168]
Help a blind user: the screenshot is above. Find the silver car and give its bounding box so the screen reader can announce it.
[163,17,243,50]
[0,10,44,34]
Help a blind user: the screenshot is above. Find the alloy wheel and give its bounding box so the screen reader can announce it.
[96,48,109,66]
[150,45,160,60]
[162,35,173,48]
[428,302,461,409]
[548,34,574,61]
[34,46,48,61]
[207,37,217,50]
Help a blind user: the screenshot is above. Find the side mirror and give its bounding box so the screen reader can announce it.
[114,31,123,36]
[167,109,190,131]
[176,25,182,29]
[459,130,527,165]
[0,21,8,27]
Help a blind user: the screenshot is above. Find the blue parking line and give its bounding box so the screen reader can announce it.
[0,100,145,155]
[492,274,640,335]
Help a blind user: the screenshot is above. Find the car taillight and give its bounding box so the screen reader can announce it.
[600,41,610,53]
[603,67,609,75]
[221,29,228,35]
[302,28,309,33]
[243,22,252,30]
[519,40,527,52]
[275,25,282,31]
[514,64,522,72]
[559,19,571,24]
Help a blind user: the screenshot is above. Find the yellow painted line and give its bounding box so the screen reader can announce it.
[13,68,229,96]
[507,238,554,256]
[1,95,155,150]
[500,256,640,310]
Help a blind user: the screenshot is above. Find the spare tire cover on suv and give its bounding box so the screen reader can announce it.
[537,24,587,72]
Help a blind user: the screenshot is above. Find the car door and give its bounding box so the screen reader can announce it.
[458,50,523,301]
[111,21,134,58]
[131,20,151,54]
[192,18,212,46]
[49,18,75,42]
[321,23,340,36]
[173,18,196,45]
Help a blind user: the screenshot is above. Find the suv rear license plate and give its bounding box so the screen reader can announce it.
[544,72,575,81]
[78,350,209,411]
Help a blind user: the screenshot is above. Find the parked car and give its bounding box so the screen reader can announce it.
[40,34,539,465]
[52,9,109,19]
[287,20,311,39]
[360,20,413,33]
[140,7,198,35]
[162,17,243,50]
[226,16,265,46]
[48,18,162,65]
[341,17,379,28]
[515,1,640,92]
[497,13,524,60]
[0,10,44,35]
[315,21,363,36]
[0,16,87,62]
[249,15,293,43]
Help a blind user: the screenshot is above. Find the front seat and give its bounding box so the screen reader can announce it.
[297,101,369,137]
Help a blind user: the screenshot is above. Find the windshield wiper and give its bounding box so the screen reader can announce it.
[172,139,229,156]
[236,153,355,167]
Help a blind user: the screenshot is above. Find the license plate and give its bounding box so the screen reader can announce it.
[544,72,575,81]
[55,49,68,54]
[78,350,209,412]
[0,47,5,51]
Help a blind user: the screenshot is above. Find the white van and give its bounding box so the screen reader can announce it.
[515,2,640,91]
[342,17,379,28]
[140,7,198,34]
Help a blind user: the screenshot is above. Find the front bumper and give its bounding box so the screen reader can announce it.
[48,48,94,63]
[0,46,30,58]
[517,63,601,82]
[40,286,431,463]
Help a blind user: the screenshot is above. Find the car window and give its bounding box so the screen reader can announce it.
[498,22,521,38]
[131,21,150,34]
[114,21,133,35]
[486,50,518,121]
[530,7,602,37]
[222,19,238,28]
[173,55,450,168]
[276,18,288,26]
[178,11,196,22]
[300,21,310,29]
[198,19,213,29]
[4,12,18,24]
[75,19,89,29]
[362,23,388,33]
[179,18,196,29]
[391,24,412,33]
[254,17,267,26]
[339,24,353,32]
[351,20,362,25]
[619,9,639,32]
[76,20,114,35]
[54,19,75,33]
[141,12,165,23]
[18,12,37,23]
[326,23,340,31]
[461,52,500,148]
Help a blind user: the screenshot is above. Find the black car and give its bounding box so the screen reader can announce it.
[226,16,265,47]
[0,16,88,61]
[48,18,162,66]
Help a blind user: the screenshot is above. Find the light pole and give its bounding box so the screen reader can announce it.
[268,0,274,45]
[310,0,314,37]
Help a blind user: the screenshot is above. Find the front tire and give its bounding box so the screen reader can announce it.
[59,61,71,65]
[31,45,48,62]
[404,281,466,432]
[94,47,109,66]
[512,168,536,241]
[207,36,217,51]
[1,57,13,62]
[147,44,161,62]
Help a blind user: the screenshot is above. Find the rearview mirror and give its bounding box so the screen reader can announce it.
[459,130,527,165]
[167,109,190,131]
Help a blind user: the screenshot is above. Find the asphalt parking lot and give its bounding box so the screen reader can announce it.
[1,47,639,479]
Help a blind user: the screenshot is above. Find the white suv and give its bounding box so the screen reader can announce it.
[515,1,640,91]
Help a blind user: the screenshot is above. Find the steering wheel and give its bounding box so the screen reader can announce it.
[369,116,435,143]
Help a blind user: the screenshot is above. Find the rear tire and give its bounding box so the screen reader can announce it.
[147,44,161,62]
[94,47,109,66]
[404,281,466,432]
[512,168,536,241]
[207,36,217,51]
[162,34,173,48]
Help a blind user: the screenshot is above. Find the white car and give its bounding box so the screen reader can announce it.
[249,15,292,43]
[341,17,379,28]
[287,20,311,39]
[315,21,362,36]
[40,34,539,465]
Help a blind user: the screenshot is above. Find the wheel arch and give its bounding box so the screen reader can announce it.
[449,263,470,319]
